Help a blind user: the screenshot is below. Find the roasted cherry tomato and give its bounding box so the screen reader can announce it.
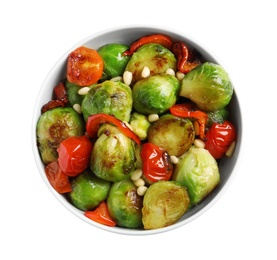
[67,46,104,86]
[57,135,93,176]
[45,161,72,194]
[205,120,236,159]
[141,143,173,183]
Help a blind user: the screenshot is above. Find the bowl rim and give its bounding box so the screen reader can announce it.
[32,24,243,236]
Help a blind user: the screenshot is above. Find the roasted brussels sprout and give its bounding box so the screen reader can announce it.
[180,62,233,112]
[98,43,131,81]
[65,80,88,106]
[125,43,177,83]
[36,107,85,164]
[107,179,143,229]
[90,124,136,182]
[172,146,220,205]
[81,80,132,122]
[132,74,180,115]
[68,170,111,211]
[207,107,229,127]
[142,181,190,230]
[147,114,195,157]
[129,112,151,140]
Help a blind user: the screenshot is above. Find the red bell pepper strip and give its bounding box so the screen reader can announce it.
[170,103,208,140]
[84,201,116,227]
[86,113,141,145]
[123,34,173,56]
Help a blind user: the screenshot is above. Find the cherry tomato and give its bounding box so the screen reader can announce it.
[141,143,173,183]
[205,120,236,159]
[45,161,72,194]
[57,135,93,176]
[67,46,104,86]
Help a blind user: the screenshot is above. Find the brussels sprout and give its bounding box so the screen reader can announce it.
[36,107,85,164]
[125,43,177,83]
[107,179,143,228]
[180,62,233,112]
[90,125,136,182]
[129,112,151,140]
[65,80,88,106]
[207,107,229,127]
[98,43,131,81]
[132,74,180,115]
[142,181,190,230]
[172,146,220,205]
[81,80,132,122]
[68,170,111,211]
[147,114,195,157]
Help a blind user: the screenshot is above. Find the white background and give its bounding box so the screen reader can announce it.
[1,0,276,259]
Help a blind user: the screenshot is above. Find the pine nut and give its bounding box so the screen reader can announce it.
[110,76,123,82]
[133,178,145,187]
[170,155,179,164]
[137,186,148,196]
[194,120,200,136]
[176,71,185,81]
[78,87,90,95]
[148,114,159,122]
[131,169,143,181]
[123,121,133,131]
[123,71,132,85]
[141,66,150,78]
[194,138,205,148]
[166,68,175,76]
[225,141,236,157]
[73,103,82,114]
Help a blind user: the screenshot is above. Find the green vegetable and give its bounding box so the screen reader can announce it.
[147,114,195,157]
[36,107,85,164]
[125,43,177,83]
[68,170,111,211]
[207,107,229,127]
[107,179,143,229]
[180,62,233,112]
[129,112,151,140]
[65,80,88,107]
[172,146,220,205]
[81,80,132,122]
[90,125,136,182]
[142,181,190,230]
[132,74,180,115]
[98,43,131,81]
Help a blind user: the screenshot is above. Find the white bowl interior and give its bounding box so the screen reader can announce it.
[32,25,242,235]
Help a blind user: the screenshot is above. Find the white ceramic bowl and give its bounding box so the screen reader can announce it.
[32,25,243,235]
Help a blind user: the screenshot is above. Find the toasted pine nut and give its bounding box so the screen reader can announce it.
[133,178,145,187]
[131,169,143,181]
[225,141,236,157]
[176,71,185,81]
[194,120,200,136]
[123,71,132,86]
[141,66,150,78]
[137,186,148,196]
[78,87,90,95]
[110,76,123,82]
[194,138,205,148]
[148,114,159,122]
[170,155,179,164]
[73,103,82,114]
[166,68,175,76]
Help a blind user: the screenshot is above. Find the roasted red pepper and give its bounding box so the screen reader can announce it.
[140,143,173,183]
[170,103,208,140]
[123,34,173,56]
[86,113,141,145]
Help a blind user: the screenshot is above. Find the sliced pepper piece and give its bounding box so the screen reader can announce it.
[86,113,141,145]
[170,103,208,140]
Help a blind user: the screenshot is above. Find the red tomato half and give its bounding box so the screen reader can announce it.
[205,120,236,159]
[57,135,93,176]
[45,161,72,194]
[141,143,173,183]
[67,46,104,86]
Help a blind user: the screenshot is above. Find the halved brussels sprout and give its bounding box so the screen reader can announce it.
[68,170,111,211]
[180,62,233,112]
[90,125,136,182]
[147,114,195,157]
[36,107,85,164]
[65,80,88,106]
[171,146,220,205]
[81,80,132,122]
[132,74,180,115]
[98,43,131,81]
[125,43,177,83]
[129,112,151,140]
[107,179,143,229]
[142,181,190,230]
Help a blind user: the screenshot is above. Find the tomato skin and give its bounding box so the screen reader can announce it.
[67,46,104,86]
[45,161,72,194]
[141,143,173,183]
[205,120,236,159]
[57,135,93,176]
